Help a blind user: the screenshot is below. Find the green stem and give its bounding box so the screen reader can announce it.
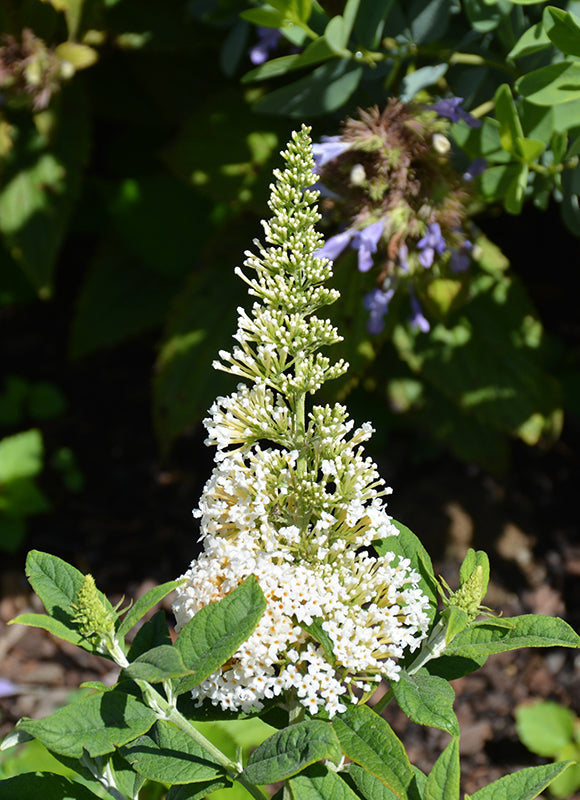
[373,619,448,715]
[139,682,269,800]
[448,51,517,77]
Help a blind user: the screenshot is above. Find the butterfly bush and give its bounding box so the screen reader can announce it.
[172,127,431,718]
[313,100,481,334]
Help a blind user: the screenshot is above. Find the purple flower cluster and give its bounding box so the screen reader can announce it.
[417,222,446,268]
[316,221,384,274]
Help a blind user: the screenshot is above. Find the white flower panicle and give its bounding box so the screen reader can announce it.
[173,127,431,718]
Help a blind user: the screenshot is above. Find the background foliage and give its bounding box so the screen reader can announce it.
[1,1,579,541]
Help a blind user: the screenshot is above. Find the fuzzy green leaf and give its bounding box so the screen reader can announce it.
[123,645,191,683]
[120,720,226,784]
[174,575,266,694]
[445,614,580,661]
[289,763,361,800]
[469,761,575,800]
[331,705,414,799]
[393,669,459,736]
[9,612,87,649]
[425,737,460,800]
[18,690,157,758]
[0,773,101,799]
[166,779,233,800]
[243,721,341,785]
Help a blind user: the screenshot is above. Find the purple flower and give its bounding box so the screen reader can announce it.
[316,230,353,262]
[449,240,473,272]
[364,286,395,334]
[312,135,350,169]
[249,27,283,65]
[351,221,384,272]
[316,221,384,273]
[417,222,446,268]
[463,157,487,181]
[398,242,410,273]
[0,678,19,698]
[409,289,430,333]
[431,97,481,129]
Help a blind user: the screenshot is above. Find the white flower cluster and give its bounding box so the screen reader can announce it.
[173,128,431,719]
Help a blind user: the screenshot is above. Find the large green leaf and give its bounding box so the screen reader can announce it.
[173,575,266,695]
[0,430,43,482]
[123,645,191,683]
[289,763,361,800]
[516,61,580,106]
[120,720,226,784]
[0,773,101,800]
[19,690,157,758]
[467,762,575,800]
[11,551,115,654]
[444,614,580,661]
[243,721,341,784]
[331,705,414,800]
[392,669,459,736]
[254,60,363,117]
[544,6,580,59]
[0,85,90,296]
[424,737,460,800]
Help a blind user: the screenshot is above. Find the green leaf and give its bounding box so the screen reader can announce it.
[375,521,438,627]
[300,618,337,665]
[507,21,551,60]
[128,609,172,661]
[325,16,349,53]
[346,764,399,800]
[9,612,88,649]
[424,737,460,800]
[514,137,545,164]
[0,773,102,799]
[19,690,157,758]
[505,162,528,214]
[173,575,266,695]
[0,85,89,297]
[495,84,524,156]
[120,719,226,784]
[515,701,576,757]
[331,705,414,799]
[0,430,43,482]
[469,761,575,800]
[117,579,184,638]
[166,779,233,800]
[243,720,342,784]
[123,645,191,683]
[516,61,580,106]
[255,60,363,117]
[445,614,580,662]
[289,763,362,800]
[240,8,288,27]
[544,7,580,59]
[17,551,116,654]
[459,550,489,595]
[392,669,459,736]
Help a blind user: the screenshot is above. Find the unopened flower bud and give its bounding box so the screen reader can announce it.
[350,164,366,185]
[71,574,116,648]
[432,133,451,155]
